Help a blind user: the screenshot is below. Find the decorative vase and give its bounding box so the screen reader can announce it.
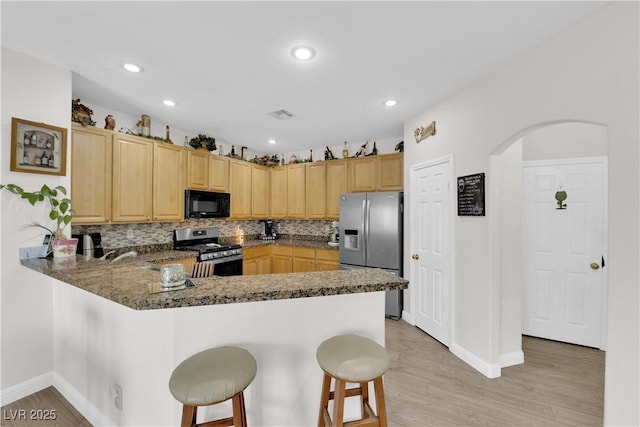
[51,238,78,258]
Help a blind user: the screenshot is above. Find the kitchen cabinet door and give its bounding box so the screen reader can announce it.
[153,143,184,221]
[185,149,210,190]
[287,164,306,218]
[71,125,112,224]
[292,247,315,273]
[348,157,377,192]
[229,159,252,219]
[270,166,287,218]
[270,245,292,273]
[377,153,403,191]
[209,155,229,192]
[112,134,153,222]
[251,164,269,219]
[306,162,326,219]
[243,246,270,275]
[326,160,348,219]
[315,248,339,271]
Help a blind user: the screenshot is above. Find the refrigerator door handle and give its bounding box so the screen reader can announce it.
[364,199,370,258]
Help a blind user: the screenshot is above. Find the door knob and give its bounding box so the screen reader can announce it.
[590,262,600,270]
[412,254,419,260]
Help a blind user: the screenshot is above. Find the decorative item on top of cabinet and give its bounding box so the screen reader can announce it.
[164,126,173,144]
[71,99,96,126]
[394,140,404,153]
[325,146,336,160]
[138,114,151,137]
[104,115,115,130]
[188,134,216,151]
[354,141,368,158]
[342,141,349,159]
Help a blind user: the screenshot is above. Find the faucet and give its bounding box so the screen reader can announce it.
[111,251,138,263]
[96,250,116,261]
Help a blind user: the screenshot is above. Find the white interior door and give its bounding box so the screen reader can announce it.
[411,157,452,347]
[522,158,606,349]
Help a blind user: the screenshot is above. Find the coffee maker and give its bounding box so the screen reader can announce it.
[260,220,277,241]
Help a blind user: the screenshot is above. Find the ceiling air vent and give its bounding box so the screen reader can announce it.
[267,109,295,120]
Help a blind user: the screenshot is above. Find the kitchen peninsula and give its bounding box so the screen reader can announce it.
[20,253,408,426]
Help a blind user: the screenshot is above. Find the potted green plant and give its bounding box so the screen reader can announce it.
[0,183,77,258]
[188,134,217,152]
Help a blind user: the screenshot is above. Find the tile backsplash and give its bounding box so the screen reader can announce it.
[73,219,334,249]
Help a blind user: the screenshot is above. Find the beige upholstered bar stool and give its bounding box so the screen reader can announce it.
[316,334,390,427]
[169,346,257,427]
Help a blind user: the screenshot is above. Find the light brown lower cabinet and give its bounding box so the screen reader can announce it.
[292,247,316,273]
[243,246,271,275]
[245,245,338,275]
[270,246,293,273]
[315,249,340,271]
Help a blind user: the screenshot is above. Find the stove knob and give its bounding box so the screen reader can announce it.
[214,252,221,258]
[223,251,230,257]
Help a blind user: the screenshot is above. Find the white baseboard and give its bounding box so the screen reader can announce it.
[0,372,53,406]
[401,309,414,325]
[500,350,524,368]
[450,342,502,378]
[52,372,116,427]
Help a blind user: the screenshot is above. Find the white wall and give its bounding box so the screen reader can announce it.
[1,49,71,395]
[403,3,639,425]
[523,122,608,160]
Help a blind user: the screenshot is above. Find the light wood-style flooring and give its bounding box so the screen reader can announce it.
[385,319,605,426]
[1,319,604,427]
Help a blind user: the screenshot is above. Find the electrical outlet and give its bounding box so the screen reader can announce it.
[126,229,134,239]
[114,384,123,411]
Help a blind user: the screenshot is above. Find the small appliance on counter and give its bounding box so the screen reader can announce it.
[259,219,277,241]
[73,232,104,259]
[328,221,339,247]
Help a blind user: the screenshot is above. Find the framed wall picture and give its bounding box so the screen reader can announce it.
[10,117,67,176]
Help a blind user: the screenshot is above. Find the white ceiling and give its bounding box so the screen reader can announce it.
[2,1,607,154]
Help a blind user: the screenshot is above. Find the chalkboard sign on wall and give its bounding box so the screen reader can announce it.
[457,173,485,216]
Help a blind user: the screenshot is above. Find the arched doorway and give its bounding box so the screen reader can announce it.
[489,121,608,366]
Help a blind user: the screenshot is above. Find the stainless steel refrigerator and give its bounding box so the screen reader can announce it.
[339,191,403,319]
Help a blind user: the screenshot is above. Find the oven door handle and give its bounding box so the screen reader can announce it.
[200,254,244,265]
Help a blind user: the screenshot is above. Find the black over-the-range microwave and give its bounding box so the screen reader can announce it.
[184,190,231,218]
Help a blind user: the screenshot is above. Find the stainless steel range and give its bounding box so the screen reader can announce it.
[173,228,243,276]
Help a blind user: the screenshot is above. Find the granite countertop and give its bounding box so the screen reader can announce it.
[20,251,408,311]
[242,238,339,250]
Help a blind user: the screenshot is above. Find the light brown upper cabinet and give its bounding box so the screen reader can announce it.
[306,162,326,219]
[209,155,229,192]
[229,158,252,219]
[186,151,229,192]
[111,134,154,223]
[270,166,287,219]
[377,153,403,191]
[348,153,403,193]
[287,164,306,219]
[251,164,269,219]
[185,149,210,190]
[153,143,184,222]
[325,159,348,219]
[71,124,112,224]
[348,156,377,192]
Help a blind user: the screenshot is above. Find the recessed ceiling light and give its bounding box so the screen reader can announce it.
[268,139,276,144]
[291,46,316,61]
[163,100,176,107]
[123,63,142,73]
[384,99,397,107]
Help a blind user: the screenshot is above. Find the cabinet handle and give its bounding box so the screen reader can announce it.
[411,254,419,260]
[590,262,600,270]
